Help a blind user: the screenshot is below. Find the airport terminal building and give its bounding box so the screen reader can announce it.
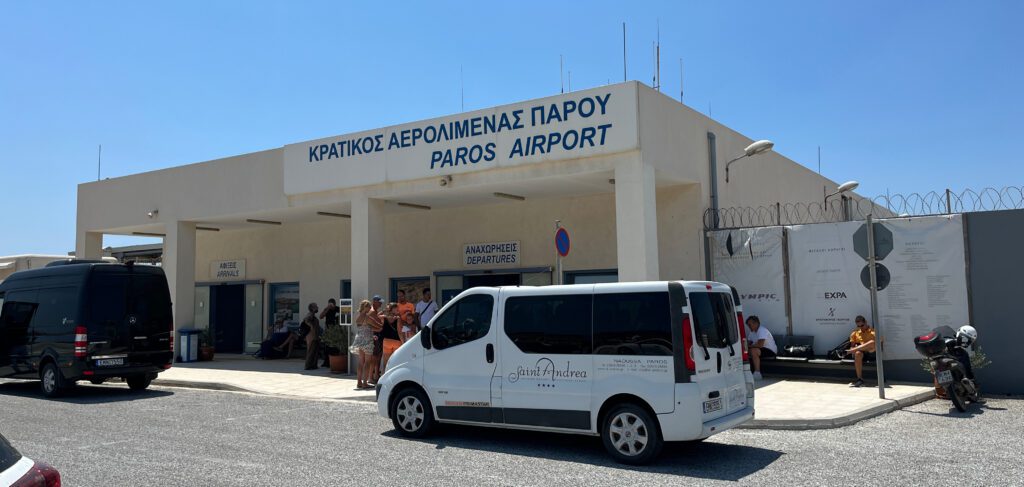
[76,82,841,354]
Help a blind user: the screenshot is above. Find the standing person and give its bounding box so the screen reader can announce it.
[845,315,877,387]
[415,288,439,328]
[368,295,385,384]
[350,300,380,389]
[380,303,403,371]
[302,303,322,371]
[745,316,777,381]
[396,290,416,340]
[319,298,340,368]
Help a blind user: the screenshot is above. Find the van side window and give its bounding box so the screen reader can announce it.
[593,292,672,356]
[688,292,734,348]
[0,292,38,355]
[32,287,79,334]
[432,294,494,350]
[504,294,592,354]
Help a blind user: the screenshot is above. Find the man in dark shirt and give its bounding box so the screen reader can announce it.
[319,298,340,367]
[303,303,321,371]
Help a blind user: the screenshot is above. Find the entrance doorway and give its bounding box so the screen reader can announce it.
[211,284,245,354]
[463,273,521,288]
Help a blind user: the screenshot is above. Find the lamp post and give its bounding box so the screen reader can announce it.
[724,140,774,183]
[824,180,860,220]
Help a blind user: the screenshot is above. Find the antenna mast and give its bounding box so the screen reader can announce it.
[560,55,564,93]
[622,22,627,82]
[97,144,102,181]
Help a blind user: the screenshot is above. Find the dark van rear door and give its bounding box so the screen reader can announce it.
[86,268,172,358]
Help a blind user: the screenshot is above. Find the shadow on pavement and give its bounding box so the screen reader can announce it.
[383,424,782,481]
[0,380,174,404]
[901,401,999,418]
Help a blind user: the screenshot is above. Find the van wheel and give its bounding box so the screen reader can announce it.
[601,404,663,465]
[390,387,434,438]
[126,375,152,391]
[40,363,71,398]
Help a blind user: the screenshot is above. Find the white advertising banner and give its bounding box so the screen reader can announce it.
[282,83,640,195]
[710,227,788,338]
[788,215,968,360]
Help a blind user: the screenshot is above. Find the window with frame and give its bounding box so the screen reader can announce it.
[688,292,736,348]
[32,287,79,334]
[431,294,493,350]
[593,292,672,356]
[504,294,592,355]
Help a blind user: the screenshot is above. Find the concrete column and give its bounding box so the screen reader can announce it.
[75,231,103,259]
[614,158,660,281]
[351,195,386,305]
[164,221,196,338]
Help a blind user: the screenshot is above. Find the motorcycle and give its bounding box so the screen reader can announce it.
[913,325,983,412]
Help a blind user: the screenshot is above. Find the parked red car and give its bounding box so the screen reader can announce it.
[0,433,60,487]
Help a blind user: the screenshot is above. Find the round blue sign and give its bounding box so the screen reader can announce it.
[555,227,571,257]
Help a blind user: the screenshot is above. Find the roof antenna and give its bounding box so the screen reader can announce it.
[622,22,627,82]
[817,146,822,174]
[96,144,102,181]
[560,54,564,93]
[654,19,661,91]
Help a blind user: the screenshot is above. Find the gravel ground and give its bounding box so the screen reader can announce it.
[1,380,1020,486]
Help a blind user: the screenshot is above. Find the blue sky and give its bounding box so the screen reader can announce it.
[1,1,1021,255]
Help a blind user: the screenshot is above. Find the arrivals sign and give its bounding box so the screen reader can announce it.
[210,259,246,281]
[282,83,640,195]
[463,241,520,267]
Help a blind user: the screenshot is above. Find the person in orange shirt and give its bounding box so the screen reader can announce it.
[396,289,417,338]
[845,315,877,387]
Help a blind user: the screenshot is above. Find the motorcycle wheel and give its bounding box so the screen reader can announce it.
[946,384,967,412]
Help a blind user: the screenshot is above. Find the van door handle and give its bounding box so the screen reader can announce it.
[708,391,720,399]
[485,344,494,363]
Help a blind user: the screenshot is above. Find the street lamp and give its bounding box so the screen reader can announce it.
[725,140,774,183]
[824,180,860,207]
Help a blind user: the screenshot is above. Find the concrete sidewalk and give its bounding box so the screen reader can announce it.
[154,355,376,402]
[741,378,935,429]
[153,356,935,428]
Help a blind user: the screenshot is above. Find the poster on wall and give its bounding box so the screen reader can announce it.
[271,284,301,329]
[788,215,969,360]
[710,226,788,338]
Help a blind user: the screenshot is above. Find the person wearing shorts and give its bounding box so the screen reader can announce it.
[380,302,403,371]
[846,315,877,387]
[369,295,385,384]
[745,315,777,381]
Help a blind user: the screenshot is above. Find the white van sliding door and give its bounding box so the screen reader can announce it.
[423,291,498,423]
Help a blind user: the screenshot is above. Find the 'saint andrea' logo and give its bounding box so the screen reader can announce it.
[508,357,587,383]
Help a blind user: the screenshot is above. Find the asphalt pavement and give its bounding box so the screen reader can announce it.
[0,380,1020,486]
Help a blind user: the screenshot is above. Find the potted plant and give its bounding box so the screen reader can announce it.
[198,328,216,361]
[321,325,349,374]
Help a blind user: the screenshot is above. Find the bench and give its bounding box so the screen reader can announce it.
[760,335,875,380]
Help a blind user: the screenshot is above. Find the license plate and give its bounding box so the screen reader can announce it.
[936,369,953,385]
[703,397,723,413]
[95,358,124,367]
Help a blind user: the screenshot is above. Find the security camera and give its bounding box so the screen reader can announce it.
[439,175,453,186]
[147,210,159,218]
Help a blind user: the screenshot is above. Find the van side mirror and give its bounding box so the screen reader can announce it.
[420,325,432,349]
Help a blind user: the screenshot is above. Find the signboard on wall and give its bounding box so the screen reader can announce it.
[788,216,968,360]
[282,83,640,195]
[710,227,788,338]
[463,241,520,267]
[210,259,246,281]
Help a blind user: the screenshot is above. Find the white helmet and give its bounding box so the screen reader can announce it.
[956,325,978,346]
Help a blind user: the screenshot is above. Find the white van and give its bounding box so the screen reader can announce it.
[375,281,755,464]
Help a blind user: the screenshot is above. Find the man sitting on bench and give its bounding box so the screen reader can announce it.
[745,315,777,381]
[845,315,876,388]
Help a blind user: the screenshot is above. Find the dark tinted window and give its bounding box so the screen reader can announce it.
[688,292,735,348]
[593,292,672,356]
[32,287,79,334]
[128,275,172,334]
[88,275,128,335]
[432,294,493,350]
[87,273,171,335]
[0,433,21,472]
[504,294,592,354]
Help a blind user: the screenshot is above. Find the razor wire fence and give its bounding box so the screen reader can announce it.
[704,186,1024,230]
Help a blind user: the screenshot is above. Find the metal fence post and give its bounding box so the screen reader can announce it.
[866,214,886,399]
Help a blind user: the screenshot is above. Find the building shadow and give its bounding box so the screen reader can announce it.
[0,380,174,404]
[382,425,782,481]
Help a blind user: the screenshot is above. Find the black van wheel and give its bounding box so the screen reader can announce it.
[390,387,434,438]
[40,362,70,398]
[601,403,663,465]
[126,375,152,391]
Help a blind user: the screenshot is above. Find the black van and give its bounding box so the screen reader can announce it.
[0,260,174,397]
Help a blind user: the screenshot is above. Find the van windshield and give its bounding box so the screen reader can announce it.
[688,292,737,348]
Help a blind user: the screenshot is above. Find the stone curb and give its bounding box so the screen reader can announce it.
[151,378,378,403]
[738,389,936,430]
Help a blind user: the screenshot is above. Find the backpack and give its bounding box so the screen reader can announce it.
[782,344,814,358]
[827,339,851,360]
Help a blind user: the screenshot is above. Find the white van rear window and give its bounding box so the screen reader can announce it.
[688,292,737,348]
